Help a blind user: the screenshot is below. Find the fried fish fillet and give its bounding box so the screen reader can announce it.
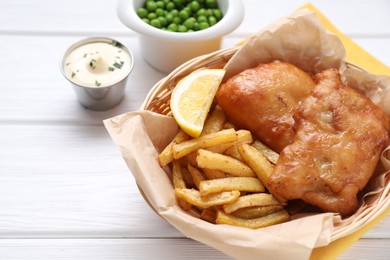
[267,68,390,216]
[216,60,315,153]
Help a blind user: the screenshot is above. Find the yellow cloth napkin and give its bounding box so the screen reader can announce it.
[301,3,390,75]
[299,3,390,259]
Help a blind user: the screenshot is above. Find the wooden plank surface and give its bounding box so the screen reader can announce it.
[0,0,389,259]
[0,238,388,260]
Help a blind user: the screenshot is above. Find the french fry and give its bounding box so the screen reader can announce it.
[200,208,217,223]
[238,144,287,203]
[196,149,256,177]
[199,177,265,196]
[158,130,190,167]
[207,129,253,154]
[172,128,237,159]
[252,140,279,164]
[224,145,243,161]
[188,165,205,189]
[238,143,274,185]
[172,161,192,210]
[181,165,196,189]
[201,106,226,136]
[175,188,240,208]
[206,143,233,154]
[172,160,186,189]
[178,197,192,211]
[232,205,284,219]
[216,209,290,229]
[223,193,282,214]
[184,151,197,166]
[203,168,226,179]
[235,130,253,144]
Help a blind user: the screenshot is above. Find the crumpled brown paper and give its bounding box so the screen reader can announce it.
[104,9,390,260]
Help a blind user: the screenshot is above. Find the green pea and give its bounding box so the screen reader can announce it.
[179,10,189,20]
[150,18,162,28]
[155,8,165,16]
[146,1,157,12]
[205,0,217,8]
[147,12,157,20]
[156,1,165,9]
[198,21,209,30]
[208,15,217,26]
[173,16,181,24]
[197,15,207,23]
[167,23,178,32]
[193,22,200,31]
[165,13,174,23]
[183,7,192,15]
[183,17,196,29]
[170,9,179,17]
[177,24,188,32]
[196,8,206,17]
[158,16,168,27]
[166,2,175,10]
[213,9,222,20]
[190,1,200,12]
[137,8,148,19]
[204,8,213,17]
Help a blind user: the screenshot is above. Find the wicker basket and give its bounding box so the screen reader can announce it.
[139,45,390,242]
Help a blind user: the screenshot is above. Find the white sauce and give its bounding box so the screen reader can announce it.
[64,41,131,87]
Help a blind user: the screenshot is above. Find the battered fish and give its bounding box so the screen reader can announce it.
[216,60,315,153]
[267,69,390,216]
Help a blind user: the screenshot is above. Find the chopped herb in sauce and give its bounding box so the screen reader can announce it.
[113,61,124,69]
[111,40,123,48]
[89,59,96,69]
[108,67,115,71]
[71,72,76,78]
[95,80,101,87]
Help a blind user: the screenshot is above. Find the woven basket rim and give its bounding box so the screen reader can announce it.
[139,45,390,242]
[140,46,240,112]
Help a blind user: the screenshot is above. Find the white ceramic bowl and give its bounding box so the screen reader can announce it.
[117,0,244,73]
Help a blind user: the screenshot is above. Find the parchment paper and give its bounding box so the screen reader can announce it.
[104,9,390,260]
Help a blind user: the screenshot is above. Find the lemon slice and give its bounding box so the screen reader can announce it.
[170,69,226,137]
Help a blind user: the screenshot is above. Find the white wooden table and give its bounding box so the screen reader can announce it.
[0,0,389,259]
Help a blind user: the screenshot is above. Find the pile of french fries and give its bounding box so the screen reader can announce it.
[158,106,290,229]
